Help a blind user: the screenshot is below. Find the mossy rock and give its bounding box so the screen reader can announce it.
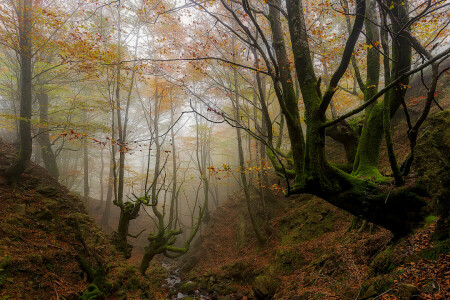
[221,261,254,281]
[181,255,198,273]
[252,266,279,299]
[79,284,106,300]
[420,239,450,260]
[36,209,53,221]
[0,256,12,270]
[12,204,26,216]
[253,275,278,299]
[415,110,450,238]
[397,283,419,299]
[371,245,397,274]
[42,198,59,210]
[179,281,197,294]
[360,276,394,298]
[36,185,59,197]
[275,247,305,273]
[278,198,338,244]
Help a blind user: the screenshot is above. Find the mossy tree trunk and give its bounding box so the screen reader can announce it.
[268,0,305,186]
[284,0,428,235]
[352,0,412,179]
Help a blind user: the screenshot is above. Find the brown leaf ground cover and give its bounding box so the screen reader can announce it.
[0,139,166,299]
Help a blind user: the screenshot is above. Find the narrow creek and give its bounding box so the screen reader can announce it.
[161,261,211,299]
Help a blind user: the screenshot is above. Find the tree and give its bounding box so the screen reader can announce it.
[188,0,449,235]
[6,0,33,182]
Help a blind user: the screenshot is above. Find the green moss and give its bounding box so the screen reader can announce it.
[179,282,197,294]
[275,247,305,273]
[371,245,397,274]
[278,198,337,244]
[420,239,450,260]
[79,284,106,300]
[360,276,394,298]
[425,215,438,224]
[0,256,11,270]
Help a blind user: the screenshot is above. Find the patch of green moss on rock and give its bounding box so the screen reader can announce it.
[275,246,305,273]
[79,284,106,300]
[414,110,450,239]
[360,276,394,298]
[371,245,397,274]
[278,198,338,244]
[420,239,450,260]
[179,282,197,294]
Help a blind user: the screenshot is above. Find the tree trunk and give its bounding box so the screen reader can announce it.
[231,45,266,244]
[83,110,89,204]
[101,164,114,227]
[268,0,305,187]
[37,93,59,179]
[352,0,412,179]
[6,0,33,182]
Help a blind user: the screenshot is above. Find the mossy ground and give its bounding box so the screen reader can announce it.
[180,179,449,298]
[0,139,165,299]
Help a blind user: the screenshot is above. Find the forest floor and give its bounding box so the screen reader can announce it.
[179,191,449,299]
[0,139,167,299]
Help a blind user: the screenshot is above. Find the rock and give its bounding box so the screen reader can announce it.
[42,198,58,210]
[422,281,439,294]
[414,110,450,239]
[179,281,197,294]
[13,204,26,216]
[36,185,59,197]
[397,283,419,300]
[360,276,394,299]
[79,284,106,300]
[36,209,53,221]
[253,275,277,299]
[181,255,198,273]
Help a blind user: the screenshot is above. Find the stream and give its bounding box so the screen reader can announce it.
[161,261,211,299]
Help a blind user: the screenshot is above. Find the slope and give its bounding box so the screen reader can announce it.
[0,138,166,299]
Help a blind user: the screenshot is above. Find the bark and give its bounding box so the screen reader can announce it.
[114,202,140,258]
[169,97,177,229]
[83,110,89,204]
[232,42,266,244]
[6,0,33,182]
[101,164,114,227]
[363,0,380,116]
[37,93,59,179]
[352,0,412,179]
[268,0,305,186]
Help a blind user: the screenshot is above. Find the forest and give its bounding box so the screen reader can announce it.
[0,0,448,298]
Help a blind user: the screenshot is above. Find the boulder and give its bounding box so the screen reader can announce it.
[397,283,419,299]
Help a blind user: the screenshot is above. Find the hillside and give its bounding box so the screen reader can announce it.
[178,110,450,299]
[0,139,166,299]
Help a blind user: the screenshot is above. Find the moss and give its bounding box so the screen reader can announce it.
[35,185,59,197]
[415,110,450,239]
[371,245,397,274]
[278,198,337,244]
[420,239,450,260]
[425,215,438,224]
[79,284,106,300]
[179,282,197,294]
[275,247,305,273]
[360,276,394,298]
[253,274,279,298]
[0,256,11,270]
